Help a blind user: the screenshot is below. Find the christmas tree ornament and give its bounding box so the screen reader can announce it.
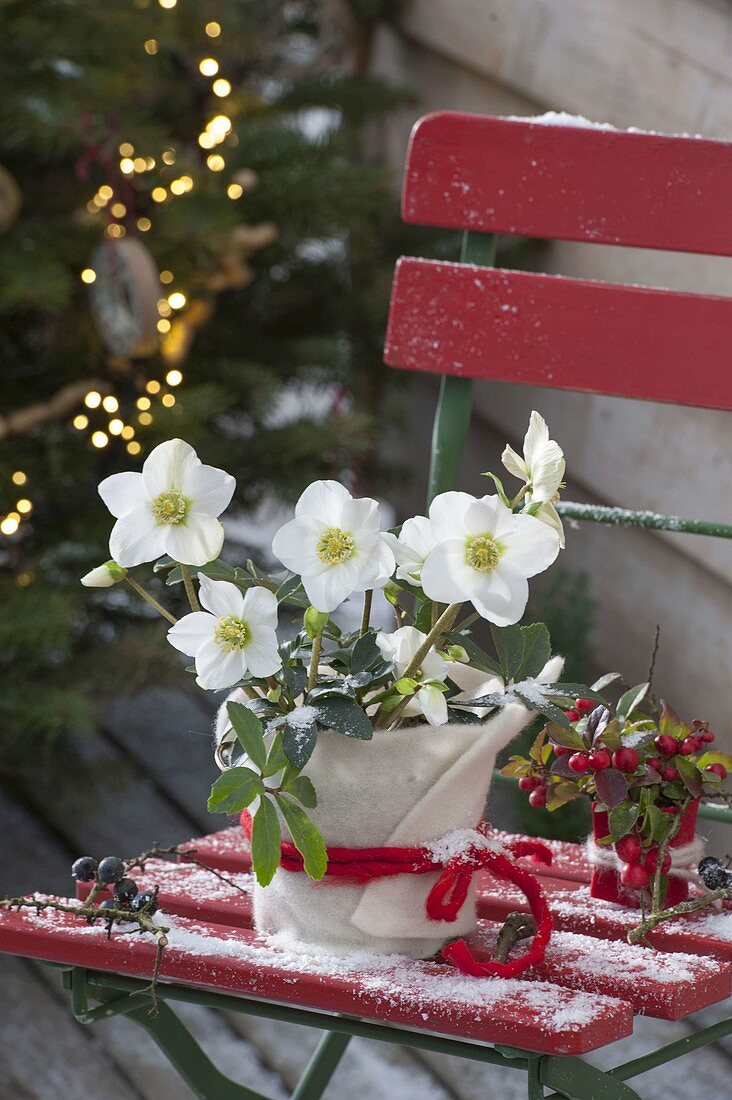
[0,164,21,234]
[89,238,160,357]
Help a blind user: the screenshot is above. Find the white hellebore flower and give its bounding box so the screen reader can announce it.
[80,560,127,587]
[98,439,235,568]
[421,492,560,627]
[502,411,566,548]
[376,625,448,727]
[382,516,436,584]
[271,480,395,613]
[167,576,281,690]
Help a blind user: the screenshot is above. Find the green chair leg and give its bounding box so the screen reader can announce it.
[291,1030,351,1100]
[540,1056,642,1100]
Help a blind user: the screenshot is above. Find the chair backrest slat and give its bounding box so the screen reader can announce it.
[385,259,732,410]
[403,112,732,256]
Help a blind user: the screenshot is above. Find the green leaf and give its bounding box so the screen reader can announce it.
[698,750,732,770]
[490,624,524,681]
[313,697,373,739]
[544,720,585,751]
[517,623,551,680]
[658,700,689,740]
[443,631,501,676]
[262,732,288,777]
[282,717,319,768]
[674,755,702,798]
[350,631,381,673]
[283,774,318,809]
[276,573,302,603]
[275,795,327,880]
[514,690,570,728]
[591,672,623,692]
[207,768,264,814]
[481,470,511,507]
[616,682,650,722]
[250,796,282,887]
[227,703,267,772]
[608,801,639,839]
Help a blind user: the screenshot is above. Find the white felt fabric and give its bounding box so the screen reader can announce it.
[219,657,563,957]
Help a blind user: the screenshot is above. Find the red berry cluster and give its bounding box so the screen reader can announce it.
[614,832,672,890]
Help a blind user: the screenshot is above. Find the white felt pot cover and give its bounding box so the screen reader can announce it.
[250,656,563,957]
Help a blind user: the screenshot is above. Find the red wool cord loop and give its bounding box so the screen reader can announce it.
[241,811,553,978]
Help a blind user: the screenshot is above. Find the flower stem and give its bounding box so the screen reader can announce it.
[125,576,177,625]
[180,565,201,612]
[360,590,373,636]
[372,602,461,727]
[307,629,323,693]
[376,692,414,730]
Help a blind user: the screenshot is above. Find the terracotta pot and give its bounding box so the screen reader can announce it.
[590,798,700,908]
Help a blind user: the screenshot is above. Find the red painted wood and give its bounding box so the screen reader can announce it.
[0,902,633,1055]
[384,259,732,410]
[403,112,732,256]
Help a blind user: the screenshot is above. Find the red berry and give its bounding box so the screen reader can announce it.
[613,747,640,773]
[566,709,580,723]
[647,757,662,772]
[679,737,698,756]
[654,733,677,756]
[568,752,591,773]
[700,730,715,744]
[588,749,611,772]
[620,863,650,890]
[615,834,642,864]
[528,786,548,809]
[553,745,573,757]
[662,765,678,782]
[519,776,541,792]
[645,848,672,875]
[706,763,727,781]
[575,698,595,715]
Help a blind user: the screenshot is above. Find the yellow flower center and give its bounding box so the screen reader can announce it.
[465,533,502,573]
[316,526,356,565]
[151,488,189,525]
[214,615,251,652]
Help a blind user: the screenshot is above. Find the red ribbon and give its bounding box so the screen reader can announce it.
[241,812,553,978]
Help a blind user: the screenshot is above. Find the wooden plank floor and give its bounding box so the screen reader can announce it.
[1,685,730,1098]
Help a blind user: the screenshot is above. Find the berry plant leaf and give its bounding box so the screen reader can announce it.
[594,767,629,809]
[275,794,327,880]
[313,697,373,739]
[208,767,264,814]
[514,689,570,728]
[674,755,703,798]
[250,795,282,887]
[227,702,267,772]
[490,624,524,681]
[517,623,551,680]
[282,717,318,768]
[608,800,639,840]
[616,682,650,723]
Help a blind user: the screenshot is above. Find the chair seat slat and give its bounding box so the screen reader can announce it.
[403,112,732,256]
[384,258,732,409]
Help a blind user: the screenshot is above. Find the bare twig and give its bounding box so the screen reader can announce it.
[627,886,732,945]
[494,912,537,963]
[647,624,661,690]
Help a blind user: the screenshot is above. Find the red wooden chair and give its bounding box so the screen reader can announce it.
[2,112,732,1100]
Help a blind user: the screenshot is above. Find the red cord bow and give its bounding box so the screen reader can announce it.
[241,812,553,978]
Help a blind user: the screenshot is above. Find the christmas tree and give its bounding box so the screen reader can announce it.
[0,0,416,764]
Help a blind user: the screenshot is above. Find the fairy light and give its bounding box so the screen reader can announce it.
[0,517,19,535]
[158,0,177,8]
[102,395,119,413]
[146,379,161,394]
[179,175,193,191]
[119,142,134,157]
[160,270,174,284]
[227,183,243,200]
[144,38,158,55]
[136,396,151,411]
[84,391,101,409]
[161,393,176,408]
[158,299,172,317]
[120,158,135,175]
[91,431,109,449]
[198,132,216,150]
[138,411,153,426]
[157,318,171,333]
[73,414,88,430]
[121,425,135,440]
[133,156,147,173]
[11,471,27,486]
[162,150,176,165]
[166,369,183,387]
[108,419,124,436]
[212,78,231,98]
[145,157,156,170]
[106,223,126,238]
[16,572,34,587]
[99,185,113,201]
[205,21,221,37]
[16,499,32,514]
[81,268,97,284]
[167,291,186,309]
[127,441,142,455]
[151,187,167,202]
[199,57,219,76]
[137,217,152,232]
[206,154,225,172]
[86,200,99,213]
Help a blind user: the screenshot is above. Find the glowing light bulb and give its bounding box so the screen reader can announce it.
[206,154,225,172]
[205,21,221,37]
[91,431,109,448]
[161,393,176,408]
[73,414,88,430]
[157,318,171,333]
[162,149,176,165]
[16,572,34,587]
[11,471,27,486]
[106,224,126,238]
[111,203,126,218]
[81,268,97,284]
[108,419,124,436]
[99,185,114,201]
[16,499,32,514]
[227,183,243,200]
[137,217,152,232]
[199,58,219,76]
[136,396,151,411]
[170,179,185,195]
[166,369,183,386]
[208,114,231,136]
[120,158,135,175]
[127,441,142,455]
[146,379,161,394]
[198,132,215,149]
[119,142,134,156]
[179,175,193,191]
[102,395,119,413]
[167,291,186,309]
[158,299,172,317]
[158,0,177,8]
[138,411,153,426]
[84,391,102,409]
[212,79,231,98]
[151,187,167,202]
[160,270,174,284]
[0,517,19,535]
[144,38,158,55]
[121,425,135,440]
[133,157,147,173]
